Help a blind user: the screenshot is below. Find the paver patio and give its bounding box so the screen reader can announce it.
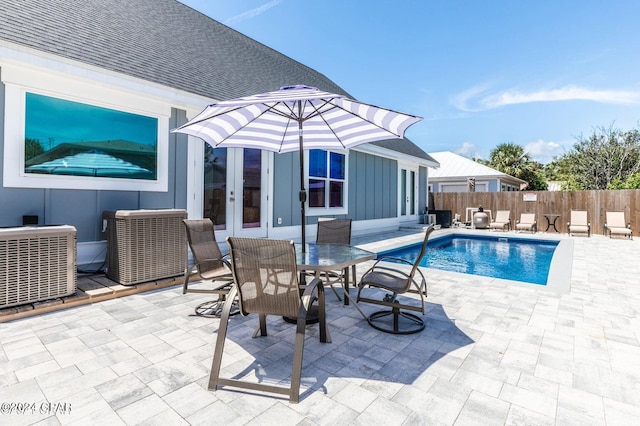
[1,228,639,425]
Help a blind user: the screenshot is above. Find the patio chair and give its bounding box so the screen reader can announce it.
[567,210,590,237]
[489,210,511,231]
[515,213,537,233]
[312,218,352,301]
[182,219,235,317]
[604,211,632,239]
[356,225,435,334]
[209,237,330,403]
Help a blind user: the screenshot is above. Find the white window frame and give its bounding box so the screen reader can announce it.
[306,149,348,216]
[2,63,170,192]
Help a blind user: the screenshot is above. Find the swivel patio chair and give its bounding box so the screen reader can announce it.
[312,218,352,301]
[182,219,235,317]
[209,237,330,403]
[515,213,537,233]
[489,210,511,231]
[567,210,590,237]
[604,211,632,239]
[356,225,435,334]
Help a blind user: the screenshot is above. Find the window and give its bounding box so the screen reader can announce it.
[24,93,158,180]
[308,149,347,212]
[2,62,169,191]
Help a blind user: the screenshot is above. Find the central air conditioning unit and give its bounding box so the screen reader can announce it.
[103,209,187,285]
[0,225,77,308]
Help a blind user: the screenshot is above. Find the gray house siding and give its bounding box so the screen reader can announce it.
[0,93,188,242]
[348,151,398,221]
[272,152,300,227]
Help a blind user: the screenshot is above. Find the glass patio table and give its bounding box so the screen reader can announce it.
[296,243,376,306]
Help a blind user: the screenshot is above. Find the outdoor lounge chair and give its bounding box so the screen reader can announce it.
[489,210,511,231]
[182,219,235,317]
[356,225,435,334]
[604,211,632,239]
[209,237,330,403]
[567,210,590,237]
[312,218,352,301]
[515,213,537,233]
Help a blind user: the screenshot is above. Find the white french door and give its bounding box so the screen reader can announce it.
[203,147,269,239]
[399,165,418,222]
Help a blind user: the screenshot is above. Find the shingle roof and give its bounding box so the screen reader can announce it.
[428,151,525,183]
[0,0,435,162]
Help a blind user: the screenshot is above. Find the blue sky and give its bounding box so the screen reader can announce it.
[179,0,640,164]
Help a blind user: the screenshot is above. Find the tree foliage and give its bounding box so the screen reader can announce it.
[553,125,640,190]
[486,143,548,190]
[25,138,44,161]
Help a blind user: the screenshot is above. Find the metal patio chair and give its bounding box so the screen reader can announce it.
[356,225,435,334]
[312,218,352,301]
[515,213,537,233]
[209,237,330,403]
[567,210,591,237]
[604,211,632,239]
[182,219,235,317]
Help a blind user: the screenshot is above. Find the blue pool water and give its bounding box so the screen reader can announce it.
[378,234,558,285]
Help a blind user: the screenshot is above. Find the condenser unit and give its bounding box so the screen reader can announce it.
[0,225,77,308]
[104,209,187,285]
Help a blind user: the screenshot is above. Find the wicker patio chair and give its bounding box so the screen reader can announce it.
[182,219,235,317]
[209,237,330,403]
[604,211,632,239]
[356,225,435,334]
[312,218,352,300]
[489,210,511,231]
[515,213,537,233]
[567,210,591,237]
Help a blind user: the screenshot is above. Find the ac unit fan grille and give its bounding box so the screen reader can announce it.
[1,227,77,308]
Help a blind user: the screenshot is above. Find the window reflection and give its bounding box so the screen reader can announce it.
[24,93,157,180]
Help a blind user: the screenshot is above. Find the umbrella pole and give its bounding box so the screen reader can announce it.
[298,116,307,253]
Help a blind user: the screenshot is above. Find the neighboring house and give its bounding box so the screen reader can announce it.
[0,0,438,268]
[427,151,525,193]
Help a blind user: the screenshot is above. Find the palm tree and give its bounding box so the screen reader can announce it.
[488,143,547,190]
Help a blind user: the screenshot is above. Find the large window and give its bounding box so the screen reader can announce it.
[2,62,169,191]
[24,93,158,180]
[308,149,346,211]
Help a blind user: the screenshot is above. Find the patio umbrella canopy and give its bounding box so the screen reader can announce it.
[173,85,422,249]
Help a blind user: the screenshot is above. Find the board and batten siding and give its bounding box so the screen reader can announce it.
[348,151,397,221]
[0,103,188,242]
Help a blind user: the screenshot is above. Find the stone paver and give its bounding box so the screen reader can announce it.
[0,229,639,425]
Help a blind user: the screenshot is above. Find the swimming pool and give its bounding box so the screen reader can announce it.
[378,234,559,285]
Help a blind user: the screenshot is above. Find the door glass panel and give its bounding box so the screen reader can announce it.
[204,146,227,229]
[242,148,261,229]
[410,171,416,215]
[401,169,407,215]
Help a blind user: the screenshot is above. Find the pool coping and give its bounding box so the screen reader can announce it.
[358,227,573,294]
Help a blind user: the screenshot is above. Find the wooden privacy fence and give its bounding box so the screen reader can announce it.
[432,190,640,235]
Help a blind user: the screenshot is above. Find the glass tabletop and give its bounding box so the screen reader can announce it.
[295,243,376,271]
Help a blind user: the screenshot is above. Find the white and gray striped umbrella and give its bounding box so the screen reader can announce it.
[172,85,422,153]
[172,85,422,246]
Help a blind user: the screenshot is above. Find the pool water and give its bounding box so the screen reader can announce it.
[378,234,558,285]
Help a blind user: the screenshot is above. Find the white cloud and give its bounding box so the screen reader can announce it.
[453,85,640,112]
[524,139,565,164]
[225,0,282,25]
[454,142,480,159]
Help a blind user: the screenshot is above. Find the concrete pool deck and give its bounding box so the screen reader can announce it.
[1,228,639,425]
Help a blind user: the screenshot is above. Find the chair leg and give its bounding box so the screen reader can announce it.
[208,287,238,391]
[253,314,268,338]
